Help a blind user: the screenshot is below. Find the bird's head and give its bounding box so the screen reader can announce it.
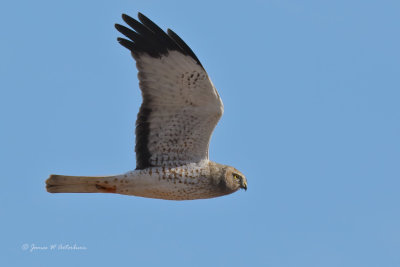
[222,166,247,192]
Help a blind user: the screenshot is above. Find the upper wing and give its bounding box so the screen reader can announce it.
[115,13,223,169]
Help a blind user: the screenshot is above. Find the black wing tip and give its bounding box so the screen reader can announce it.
[137,12,147,21]
[116,37,127,43]
[121,14,134,26]
[166,28,202,67]
[121,13,130,20]
[114,23,123,31]
[115,12,203,67]
[117,37,135,52]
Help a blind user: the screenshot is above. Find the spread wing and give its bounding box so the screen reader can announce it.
[115,13,223,169]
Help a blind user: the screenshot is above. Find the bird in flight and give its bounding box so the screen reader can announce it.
[46,13,247,200]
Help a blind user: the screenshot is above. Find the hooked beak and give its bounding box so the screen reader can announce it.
[241,180,247,191]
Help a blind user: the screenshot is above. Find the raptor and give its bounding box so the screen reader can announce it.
[46,13,247,200]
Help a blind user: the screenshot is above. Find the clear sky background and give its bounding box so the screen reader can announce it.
[1,0,399,266]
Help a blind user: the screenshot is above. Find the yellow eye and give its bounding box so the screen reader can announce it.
[233,174,241,180]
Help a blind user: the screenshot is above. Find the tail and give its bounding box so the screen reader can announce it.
[46,174,118,193]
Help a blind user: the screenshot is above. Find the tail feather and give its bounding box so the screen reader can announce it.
[46,174,117,193]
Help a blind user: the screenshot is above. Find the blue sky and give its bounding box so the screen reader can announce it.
[1,0,400,266]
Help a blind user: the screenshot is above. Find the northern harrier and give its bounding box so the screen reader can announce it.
[46,13,247,200]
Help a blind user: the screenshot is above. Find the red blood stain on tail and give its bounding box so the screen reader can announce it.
[95,184,116,193]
